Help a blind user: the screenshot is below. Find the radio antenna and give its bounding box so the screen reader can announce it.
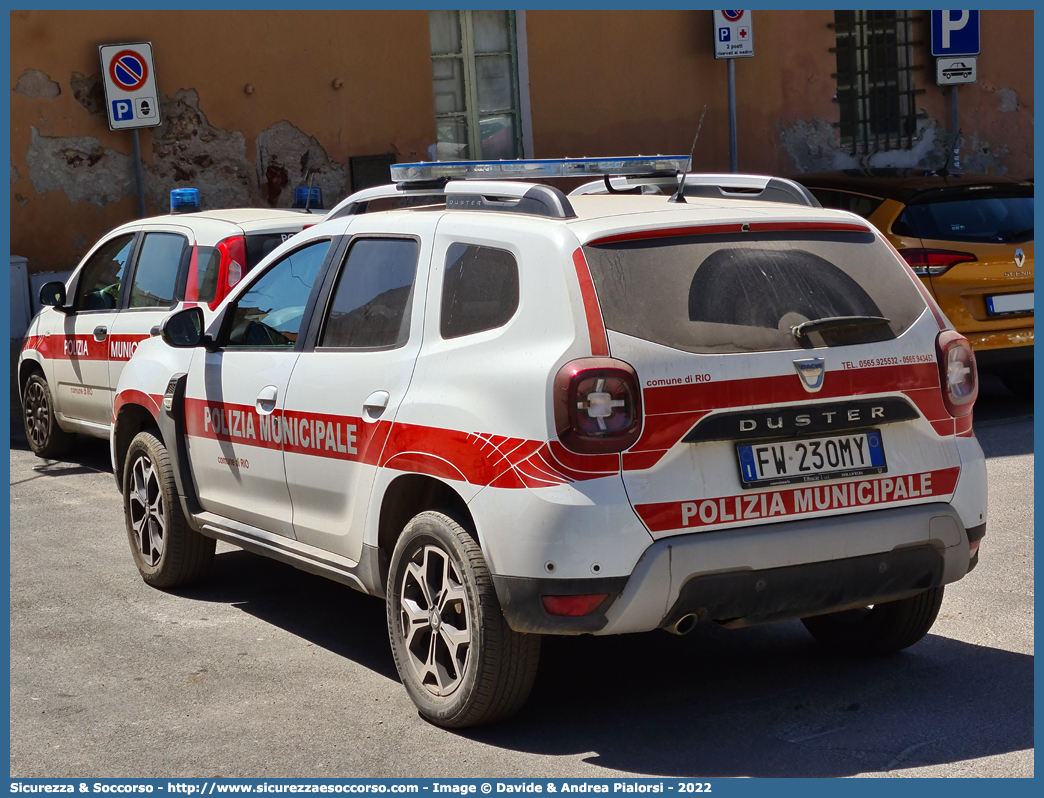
[669,104,708,204]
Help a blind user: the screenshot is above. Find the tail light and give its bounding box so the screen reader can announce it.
[542,594,609,617]
[901,248,977,276]
[936,330,978,417]
[554,358,642,454]
[210,235,247,309]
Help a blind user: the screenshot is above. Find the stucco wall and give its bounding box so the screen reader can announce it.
[10,9,437,274]
[526,10,1033,177]
[10,10,1034,277]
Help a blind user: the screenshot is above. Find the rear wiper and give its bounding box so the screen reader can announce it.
[995,227,1033,242]
[791,315,890,341]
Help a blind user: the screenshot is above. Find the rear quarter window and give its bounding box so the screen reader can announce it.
[440,244,519,339]
[583,231,927,354]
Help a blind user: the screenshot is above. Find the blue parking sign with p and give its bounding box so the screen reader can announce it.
[931,10,980,56]
[112,99,133,121]
[719,27,731,42]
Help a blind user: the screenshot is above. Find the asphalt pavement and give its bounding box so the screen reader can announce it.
[8,375,1033,778]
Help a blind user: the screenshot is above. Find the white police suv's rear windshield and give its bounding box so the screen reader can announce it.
[583,231,926,354]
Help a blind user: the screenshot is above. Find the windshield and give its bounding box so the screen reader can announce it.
[583,231,927,354]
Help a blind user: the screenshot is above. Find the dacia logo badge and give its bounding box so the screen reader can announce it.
[1014,248,1026,269]
[794,358,825,393]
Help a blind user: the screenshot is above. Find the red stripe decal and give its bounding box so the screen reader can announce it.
[20,333,149,362]
[182,398,621,488]
[571,248,609,356]
[634,467,960,533]
[955,414,974,437]
[643,363,939,417]
[587,221,869,247]
[113,389,163,422]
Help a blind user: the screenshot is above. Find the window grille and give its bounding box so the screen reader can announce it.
[832,11,921,154]
[429,10,523,161]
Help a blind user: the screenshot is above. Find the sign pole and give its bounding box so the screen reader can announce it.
[951,85,960,171]
[131,129,146,218]
[713,11,751,173]
[727,58,738,173]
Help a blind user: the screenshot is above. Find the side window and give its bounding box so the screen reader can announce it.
[226,240,331,348]
[129,232,186,308]
[74,234,135,311]
[809,189,842,210]
[440,244,519,339]
[320,238,419,350]
[844,193,883,219]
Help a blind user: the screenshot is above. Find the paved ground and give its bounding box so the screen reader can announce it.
[9,376,1033,778]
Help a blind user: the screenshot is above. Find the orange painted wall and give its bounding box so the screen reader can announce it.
[10,10,1034,276]
[10,10,436,273]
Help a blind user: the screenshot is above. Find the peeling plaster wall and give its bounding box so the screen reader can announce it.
[26,126,134,206]
[144,89,257,211]
[11,10,436,274]
[10,9,1034,276]
[773,11,1033,177]
[255,121,348,210]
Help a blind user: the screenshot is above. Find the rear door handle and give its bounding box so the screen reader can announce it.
[256,385,278,416]
[93,326,107,342]
[362,390,390,422]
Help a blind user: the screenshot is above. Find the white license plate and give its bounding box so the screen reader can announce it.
[737,430,886,489]
[986,292,1034,316]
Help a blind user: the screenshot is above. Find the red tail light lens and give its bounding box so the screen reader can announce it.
[554,358,642,454]
[211,235,247,309]
[542,594,609,617]
[901,248,977,277]
[936,330,978,417]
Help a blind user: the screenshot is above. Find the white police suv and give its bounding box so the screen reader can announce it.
[18,187,321,458]
[110,157,987,728]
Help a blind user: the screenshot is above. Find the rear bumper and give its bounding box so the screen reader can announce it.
[493,502,977,636]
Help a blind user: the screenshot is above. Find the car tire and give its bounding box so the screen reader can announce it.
[801,586,944,655]
[386,511,541,728]
[1001,371,1033,400]
[123,431,215,589]
[22,373,74,459]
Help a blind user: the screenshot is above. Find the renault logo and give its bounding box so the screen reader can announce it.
[1014,248,1026,268]
[794,358,825,393]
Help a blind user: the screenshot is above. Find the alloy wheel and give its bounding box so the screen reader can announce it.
[23,380,51,450]
[399,544,472,697]
[128,453,166,567]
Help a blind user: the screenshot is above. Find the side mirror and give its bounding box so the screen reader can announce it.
[39,281,69,311]
[160,306,207,348]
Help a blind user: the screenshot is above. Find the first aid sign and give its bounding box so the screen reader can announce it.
[99,42,161,130]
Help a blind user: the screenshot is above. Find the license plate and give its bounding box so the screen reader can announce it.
[737,430,887,489]
[986,292,1034,316]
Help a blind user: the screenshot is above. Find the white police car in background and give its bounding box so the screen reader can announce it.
[111,157,988,728]
[18,187,323,458]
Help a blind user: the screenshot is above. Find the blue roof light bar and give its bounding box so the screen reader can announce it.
[170,188,201,214]
[390,156,691,184]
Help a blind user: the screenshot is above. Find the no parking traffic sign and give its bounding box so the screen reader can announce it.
[99,42,161,130]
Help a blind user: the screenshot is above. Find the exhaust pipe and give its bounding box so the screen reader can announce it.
[665,613,698,636]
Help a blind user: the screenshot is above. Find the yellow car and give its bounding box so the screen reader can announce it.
[797,170,1034,397]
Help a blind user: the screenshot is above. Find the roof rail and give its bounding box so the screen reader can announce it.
[444,181,575,218]
[324,179,577,221]
[570,173,821,207]
[324,183,448,221]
